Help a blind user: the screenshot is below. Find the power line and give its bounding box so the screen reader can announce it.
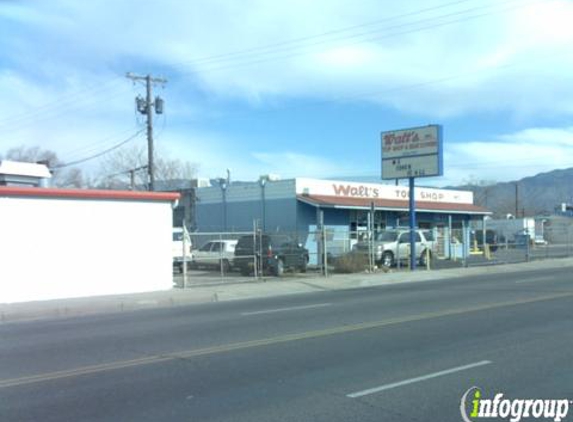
[170,47,571,129]
[170,0,540,74]
[167,0,480,69]
[0,77,125,129]
[58,127,141,163]
[0,0,542,134]
[51,130,145,170]
[0,84,132,136]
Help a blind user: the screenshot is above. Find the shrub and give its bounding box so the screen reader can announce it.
[333,252,370,273]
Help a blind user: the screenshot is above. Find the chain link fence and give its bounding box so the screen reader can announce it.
[172,223,573,286]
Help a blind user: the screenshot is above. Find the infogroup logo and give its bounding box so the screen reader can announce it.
[460,387,571,422]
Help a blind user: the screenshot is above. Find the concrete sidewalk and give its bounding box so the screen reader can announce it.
[2,257,573,324]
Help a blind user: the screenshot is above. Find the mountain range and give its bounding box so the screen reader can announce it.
[451,167,573,218]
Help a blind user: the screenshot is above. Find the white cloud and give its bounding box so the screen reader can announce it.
[250,151,350,179]
[441,126,573,185]
[4,0,573,116]
[1,0,573,188]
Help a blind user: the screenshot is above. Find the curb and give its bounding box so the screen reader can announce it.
[2,257,573,324]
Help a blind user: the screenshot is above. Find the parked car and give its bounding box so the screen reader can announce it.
[534,235,548,246]
[172,228,193,273]
[352,229,434,267]
[234,234,309,276]
[191,240,238,273]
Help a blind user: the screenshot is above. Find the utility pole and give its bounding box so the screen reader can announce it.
[128,165,148,190]
[515,182,519,218]
[126,72,167,191]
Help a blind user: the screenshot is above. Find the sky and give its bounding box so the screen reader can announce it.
[1,0,573,187]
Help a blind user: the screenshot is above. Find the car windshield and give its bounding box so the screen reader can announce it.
[199,242,213,251]
[376,231,398,242]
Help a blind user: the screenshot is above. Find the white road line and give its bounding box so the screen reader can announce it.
[515,277,556,284]
[241,303,332,316]
[346,360,492,398]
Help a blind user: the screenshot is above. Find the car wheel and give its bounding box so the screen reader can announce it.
[381,251,394,267]
[419,250,431,266]
[274,259,285,277]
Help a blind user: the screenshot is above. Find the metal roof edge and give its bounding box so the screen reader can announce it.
[0,186,180,202]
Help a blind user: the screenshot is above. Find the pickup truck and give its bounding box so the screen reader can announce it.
[352,229,435,267]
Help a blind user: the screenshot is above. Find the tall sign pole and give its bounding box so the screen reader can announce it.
[381,125,443,271]
[408,177,417,270]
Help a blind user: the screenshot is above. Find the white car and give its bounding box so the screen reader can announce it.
[352,229,435,267]
[192,240,238,273]
[172,228,193,272]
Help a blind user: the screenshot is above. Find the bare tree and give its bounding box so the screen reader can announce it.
[1,146,86,188]
[57,167,84,189]
[97,145,198,190]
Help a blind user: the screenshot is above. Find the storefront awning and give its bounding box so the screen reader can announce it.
[297,194,491,216]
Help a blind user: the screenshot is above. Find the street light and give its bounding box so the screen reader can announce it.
[259,175,269,232]
[218,178,228,232]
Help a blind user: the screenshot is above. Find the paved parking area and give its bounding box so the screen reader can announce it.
[172,244,573,285]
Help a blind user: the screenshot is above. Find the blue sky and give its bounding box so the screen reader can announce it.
[1,0,573,187]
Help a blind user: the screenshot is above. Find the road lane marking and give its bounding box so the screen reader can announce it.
[515,276,560,284]
[346,360,492,398]
[241,303,332,316]
[1,292,571,390]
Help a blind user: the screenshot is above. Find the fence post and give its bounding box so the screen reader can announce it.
[182,225,188,288]
[253,220,258,280]
[367,213,373,272]
[525,234,530,262]
[396,238,401,270]
[323,224,328,277]
[219,232,224,281]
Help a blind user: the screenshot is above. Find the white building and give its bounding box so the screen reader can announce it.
[0,186,179,303]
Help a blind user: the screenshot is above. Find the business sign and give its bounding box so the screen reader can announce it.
[381,124,443,180]
[295,178,473,204]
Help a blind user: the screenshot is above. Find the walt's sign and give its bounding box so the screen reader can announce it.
[330,183,467,203]
[381,125,443,180]
[295,179,472,204]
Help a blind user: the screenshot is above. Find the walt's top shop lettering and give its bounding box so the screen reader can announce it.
[195,177,489,260]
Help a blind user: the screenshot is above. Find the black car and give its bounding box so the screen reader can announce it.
[234,234,309,276]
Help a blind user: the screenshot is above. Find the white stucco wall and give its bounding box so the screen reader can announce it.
[0,195,174,303]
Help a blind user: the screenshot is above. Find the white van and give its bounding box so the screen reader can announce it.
[172,227,193,272]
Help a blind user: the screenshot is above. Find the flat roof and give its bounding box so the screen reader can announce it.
[297,194,491,216]
[0,160,52,178]
[0,186,180,202]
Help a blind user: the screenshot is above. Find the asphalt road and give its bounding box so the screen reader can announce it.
[1,267,573,421]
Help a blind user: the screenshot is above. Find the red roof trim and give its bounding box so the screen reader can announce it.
[297,194,489,214]
[0,186,180,202]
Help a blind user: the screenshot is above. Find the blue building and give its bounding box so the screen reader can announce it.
[196,177,490,260]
